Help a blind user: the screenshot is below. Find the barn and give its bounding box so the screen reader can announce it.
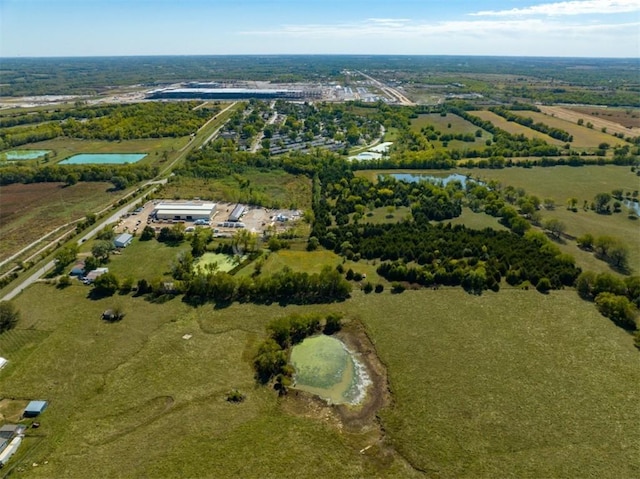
[228,204,244,222]
[114,233,133,248]
[23,400,47,418]
[152,202,216,222]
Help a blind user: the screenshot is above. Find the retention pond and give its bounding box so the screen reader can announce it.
[290,335,371,405]
[2,150,51,161]
[59,153,146,165]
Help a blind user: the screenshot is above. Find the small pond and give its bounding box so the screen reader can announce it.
[384,172,479,188]
[59,153,146,165]
[2,150,51,161]
[290,335,370,405]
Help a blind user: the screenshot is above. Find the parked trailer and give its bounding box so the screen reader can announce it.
[0,435,22,467]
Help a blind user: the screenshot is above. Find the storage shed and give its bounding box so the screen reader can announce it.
[0,425,25,440]
[228,204,244,222]
[23,401,47,418]
[69,261,85,276]
[0,358,7,370]
[114,233,133,248]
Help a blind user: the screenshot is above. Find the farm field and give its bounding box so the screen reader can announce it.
[522,110,628,148]
[158,171,312,211]
[0,182,120,263]
[2,283,638,477]
[547,105,640,131]
[473,110,564,145]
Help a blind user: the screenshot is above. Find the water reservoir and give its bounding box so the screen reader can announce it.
[2,150,50,160]
[59,153,146,165]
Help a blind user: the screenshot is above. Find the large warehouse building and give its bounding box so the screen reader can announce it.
[147,87,321,101]
[152,202,217,222]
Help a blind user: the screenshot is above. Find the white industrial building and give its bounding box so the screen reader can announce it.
[152,202,217,222]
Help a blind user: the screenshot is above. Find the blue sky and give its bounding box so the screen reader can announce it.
[1,0,639,57]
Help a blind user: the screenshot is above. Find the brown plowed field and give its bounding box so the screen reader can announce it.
[0,182,118,262]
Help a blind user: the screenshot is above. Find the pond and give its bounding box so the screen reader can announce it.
[2,150,51,161]
[59,153,146,165]
[195,253,241,273]
[383,172,480,188]
[290,335,371,405]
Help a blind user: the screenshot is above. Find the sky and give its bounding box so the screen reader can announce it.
[1,0,639,57]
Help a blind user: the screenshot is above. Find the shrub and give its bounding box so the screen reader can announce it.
[375,283,384,293]
[391,282,406,294]
[595,292,638,330]
[226,390,246,403]
[57,275,72,288]
[0,301,20,333]
[363,282,374,294]
[536,277,552,294]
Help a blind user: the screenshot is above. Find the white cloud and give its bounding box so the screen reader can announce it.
[471,0,640,17]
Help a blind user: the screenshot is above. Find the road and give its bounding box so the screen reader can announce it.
[356,71,414,106]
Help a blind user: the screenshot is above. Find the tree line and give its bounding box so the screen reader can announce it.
[488,106,573,142]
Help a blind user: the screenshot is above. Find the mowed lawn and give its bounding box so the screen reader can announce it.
[0,182,120,263]
[2,284,639,477]
[104,238,190,281]
[473,110,565,145]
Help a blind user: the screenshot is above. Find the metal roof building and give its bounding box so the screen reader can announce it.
[153,202,217,222]
[148,88,321,100]
[114,233,133,248]
[228,204,244,222]
[23,400,47,418]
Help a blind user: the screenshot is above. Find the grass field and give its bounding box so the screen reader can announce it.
[159,171,312,210]
[2,283,638,478]
[0,182,120,263]
[468,165,640,273]
[104,238,190,281]
[411,113,491,151]
[473,110,565,145]
[562,106,640,129]
[540,106,640,138]
[522,110,628,148]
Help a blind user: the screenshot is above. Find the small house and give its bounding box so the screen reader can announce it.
[0,425,25,440]
[114,233,133,248]
[0,358,7,370]
[85,267,108,283]
[69,261,85,276]
[23,400,47,418]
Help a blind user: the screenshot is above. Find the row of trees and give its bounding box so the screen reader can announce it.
[489,107,573,142]
[0,163,159,186]
[576,271,639,330]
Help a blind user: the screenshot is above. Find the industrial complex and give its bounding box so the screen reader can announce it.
[152,202,217,222]
[148,87,322,101]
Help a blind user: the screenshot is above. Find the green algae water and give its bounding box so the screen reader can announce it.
[290,335,371,405]
[2,150,50,160]
[59,153,146,165]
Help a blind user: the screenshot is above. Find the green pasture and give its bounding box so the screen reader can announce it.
[525,110,628,148]
[473,110,565,145]
[159,171,312,211]
[1,282,638,478]
[442,206,508,231]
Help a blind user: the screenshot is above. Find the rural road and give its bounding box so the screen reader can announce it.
[356,71,414,106]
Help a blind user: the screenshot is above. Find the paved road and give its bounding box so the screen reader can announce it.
[356,70,414,105]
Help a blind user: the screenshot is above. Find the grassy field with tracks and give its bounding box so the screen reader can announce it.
[1,283,638,478]
[473,110,564,145]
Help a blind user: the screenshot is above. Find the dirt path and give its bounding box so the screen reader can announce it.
[539,105,640,138]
